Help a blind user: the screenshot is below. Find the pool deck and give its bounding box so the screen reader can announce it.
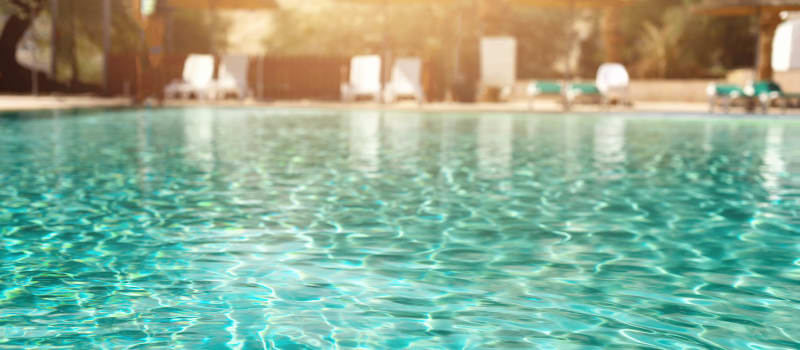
[0,95,132,112]
[1,94,798,116]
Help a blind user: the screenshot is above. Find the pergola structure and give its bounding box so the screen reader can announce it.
[696,0,800,81]
[162,0,278,10]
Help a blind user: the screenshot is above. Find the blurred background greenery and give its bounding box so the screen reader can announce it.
[0,0,757,91]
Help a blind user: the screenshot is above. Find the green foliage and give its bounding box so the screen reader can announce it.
[46,0,227,84]
[169,9,231,54]
[1,0,45,19]
[499,4,572,79]
[264,1,467,88]
[265,2,425,56]
[265,0,755,80]
[1,0,765,89]
[14,0,145,85]
[622,0,756,78]
[636,7,690,78]
[264,0,572,83]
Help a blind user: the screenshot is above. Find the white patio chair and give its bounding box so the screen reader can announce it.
[384,57,424,103]
[341,55,382,102]
[212,55,251,100]
[164,54,216,100]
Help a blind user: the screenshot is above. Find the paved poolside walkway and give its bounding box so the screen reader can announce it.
[0,95,131,111]
[1,94,798,116]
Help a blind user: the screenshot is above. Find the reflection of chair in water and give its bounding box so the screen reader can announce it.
[596,63,632,107]
[477,115,512,179]
[384,58,425,103]
[164,54,216,99]
[762,126,785,200]
[212,55,251,100]
[594,118,626,176]
[383,113,421,170]
[183,108,215,172]
[341,55,383,102]
[348,112,381,173]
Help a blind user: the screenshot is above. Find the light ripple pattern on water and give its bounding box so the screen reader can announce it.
[0,107,799,349]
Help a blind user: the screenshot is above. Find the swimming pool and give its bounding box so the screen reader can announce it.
[1,107,798,349]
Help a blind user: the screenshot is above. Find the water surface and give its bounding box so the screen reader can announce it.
[1,108,799,349]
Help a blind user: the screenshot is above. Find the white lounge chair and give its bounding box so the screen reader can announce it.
[596,63,632,107]
[164,54,216,100]
[212,55,250,100]
[341,55,382,102]
[384,57,424,103]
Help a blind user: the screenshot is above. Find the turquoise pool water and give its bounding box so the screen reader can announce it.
[1,108,798,349]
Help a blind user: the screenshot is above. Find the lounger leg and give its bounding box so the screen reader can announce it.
[723,97,731,114]
[744,98,756,114]
[709,96,715,114]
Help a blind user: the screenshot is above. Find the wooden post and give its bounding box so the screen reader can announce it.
[756,8,782,81]
[50,0,58,80]
[68,0,77,88]
[449,8,463,101]
[381,0,388,103]
[257,56,264,100]
[602,5,622,63]
[103,0,111,95]
[567,0,575,81]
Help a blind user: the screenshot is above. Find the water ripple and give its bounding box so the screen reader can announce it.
[1,108,799,348]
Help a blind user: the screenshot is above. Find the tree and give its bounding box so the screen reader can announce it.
[0,0,54,92]
[1,0,150,93]
[620,0,756,78]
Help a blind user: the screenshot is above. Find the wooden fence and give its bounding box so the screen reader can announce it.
[107,54,447,101]
[250,56,348,100]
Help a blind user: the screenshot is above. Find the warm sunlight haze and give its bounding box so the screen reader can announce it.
[1,0,799,348]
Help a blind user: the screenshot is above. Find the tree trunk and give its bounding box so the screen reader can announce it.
[602,6,623,63]
[0,10,35,91]
[68,0,80,87]
[0,0,83,93]
[0,0,57,92]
